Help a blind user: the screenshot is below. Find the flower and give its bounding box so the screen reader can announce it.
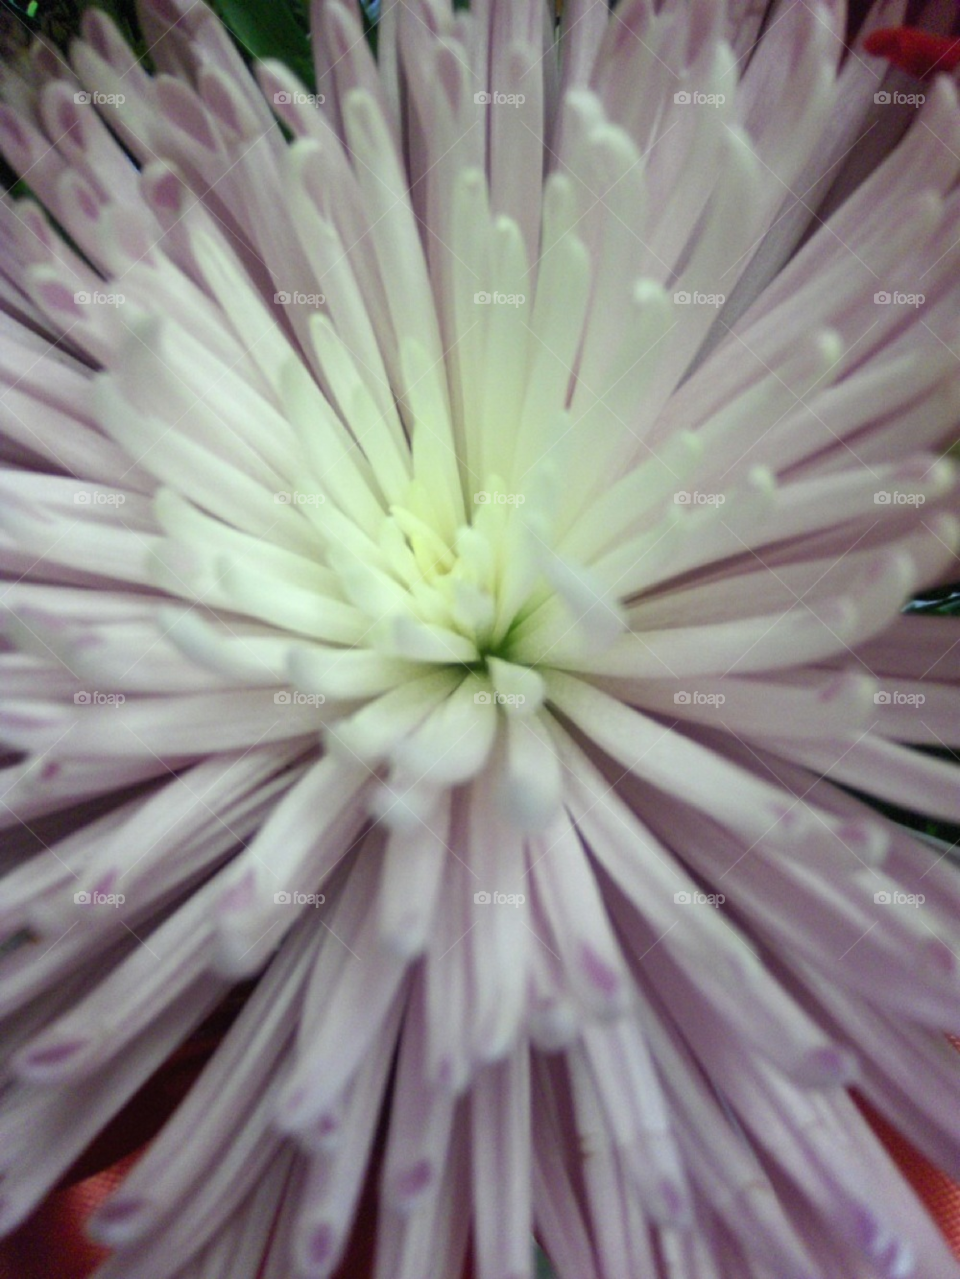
[1,0,960,1276]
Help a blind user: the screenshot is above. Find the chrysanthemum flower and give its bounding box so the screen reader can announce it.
[1,0,960,1275]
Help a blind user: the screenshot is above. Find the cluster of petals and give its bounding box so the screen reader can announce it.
[0,1,959,1276]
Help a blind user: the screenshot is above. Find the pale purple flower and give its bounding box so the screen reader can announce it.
[1,0,960,1276]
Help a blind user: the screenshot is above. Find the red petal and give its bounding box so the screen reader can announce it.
[864,27,960,81]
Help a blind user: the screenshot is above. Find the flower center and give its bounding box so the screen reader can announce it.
[326,472,539,670]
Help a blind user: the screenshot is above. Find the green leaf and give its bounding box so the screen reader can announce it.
[905,585,960,617]
[208,0,315,88]
[535,1244,557,1278]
